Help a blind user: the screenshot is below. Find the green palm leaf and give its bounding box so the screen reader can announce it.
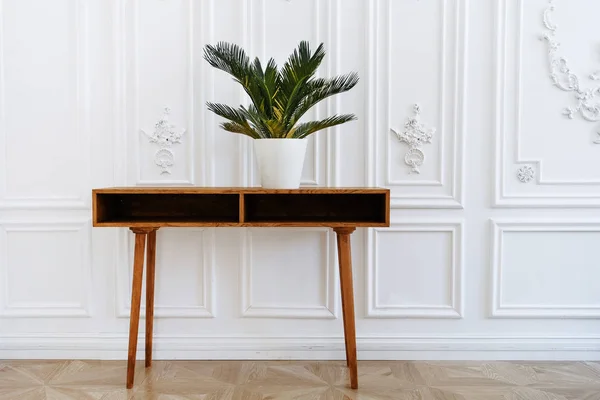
[289,73,359,126]
[206,102,261,139]
[290,114,357,138]
[203,40,358,139]
[220,122,261,139]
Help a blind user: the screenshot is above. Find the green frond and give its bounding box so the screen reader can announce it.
[206,102,261,139]
[240,105,272,138]
[206,102,248,125]
[203,42,251,82]
[220,122,261,139]
[290,72,359,126]
[204,40,358,139]
[204,43,271,118]
[289,114,357,138]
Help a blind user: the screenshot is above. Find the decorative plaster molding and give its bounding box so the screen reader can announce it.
[391,104,436,174]
[541,0,600,143]
[516,165,535,183]
[493,0,600,207]
[367,0,466,208]
[141,107,186,174]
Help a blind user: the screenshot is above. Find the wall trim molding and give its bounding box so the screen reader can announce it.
[2,334,600,360]
[366,0,467,208]
[115,228,216,319]
[490,218,600,318]
[366,219,464,319]
[240,0,340,188]
[493,0,600,207]
[118,0,199,186]
[0,0,91,210]
[240,228,337,319]
[0,218,92,318]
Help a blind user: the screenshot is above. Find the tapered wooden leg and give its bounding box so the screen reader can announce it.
[334,227,358,390]
[127,229,149,389]
[145,229,157,368]
[338,253,350,367]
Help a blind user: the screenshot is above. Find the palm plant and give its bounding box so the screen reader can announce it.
[203,41,358,139]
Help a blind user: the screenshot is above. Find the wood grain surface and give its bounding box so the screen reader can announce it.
[126,231,147,389]
[92,187,389,194]
[334,227,358,390]
[144,229,157,369]
[92,187,390,228]
[3,359,599,398]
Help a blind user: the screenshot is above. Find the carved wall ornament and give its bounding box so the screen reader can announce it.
[140,107,186,174]
[541,0,600,143]
[390,104,435,174]
[517,165,536,183]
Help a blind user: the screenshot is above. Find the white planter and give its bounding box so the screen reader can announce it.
[253,138,308,189]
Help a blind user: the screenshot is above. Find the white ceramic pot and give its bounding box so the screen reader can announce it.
[253,138,308,189]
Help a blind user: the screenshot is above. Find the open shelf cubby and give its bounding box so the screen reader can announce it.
[94,193,240,224]
[242,193,388,224]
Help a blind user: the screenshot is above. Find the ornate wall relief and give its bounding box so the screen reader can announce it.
[541,0,600,143]
[516,165,535,183]
[140,107,186,174]
[390,104,436,174]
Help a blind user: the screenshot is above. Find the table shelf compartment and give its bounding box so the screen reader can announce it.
[94,193,240,224]
[243,193,388,224]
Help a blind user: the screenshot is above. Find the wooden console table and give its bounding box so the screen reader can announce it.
[92,187,390,389]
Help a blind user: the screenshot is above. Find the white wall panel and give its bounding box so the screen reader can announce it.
[494,0,600,207]
[491,219,600,318]
[3,0,600,360]
[116,228,215,318]
[240,0,340,187]
[0,220,91,317]
[366,0,466,208]
[0,0,90,209]
[367,220,463,318]
[120,0,197,185]
[241,228,336,319]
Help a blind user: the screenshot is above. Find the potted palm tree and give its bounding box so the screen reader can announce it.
[203,41,358,189]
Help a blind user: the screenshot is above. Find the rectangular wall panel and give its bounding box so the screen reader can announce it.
[241,228,337,319]
[494,0,600,207]
[240,0,340,187]
[0,0,89,209]
[366,0,466,208]
[117,228,215,318]
[119,0,201,185]
[0,220,91,317]
[367,219,464,318]
[491,219,600,318]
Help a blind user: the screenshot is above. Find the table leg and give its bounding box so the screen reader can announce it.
[126,228,149,389]
[334,227,358,390]
[145,229,157,368]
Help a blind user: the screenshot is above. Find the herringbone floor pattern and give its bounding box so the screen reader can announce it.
[1,360,600,399]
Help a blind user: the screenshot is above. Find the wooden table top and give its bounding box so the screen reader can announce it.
[92,186,389,194]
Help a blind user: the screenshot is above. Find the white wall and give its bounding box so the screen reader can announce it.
[2,0,600,360]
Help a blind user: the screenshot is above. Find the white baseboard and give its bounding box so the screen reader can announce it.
[2,334,600,361]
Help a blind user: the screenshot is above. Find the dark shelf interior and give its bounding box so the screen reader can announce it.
[96,193,240,223]
[243,193,387,223]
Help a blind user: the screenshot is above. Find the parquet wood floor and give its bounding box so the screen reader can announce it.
[1,360,600,399]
